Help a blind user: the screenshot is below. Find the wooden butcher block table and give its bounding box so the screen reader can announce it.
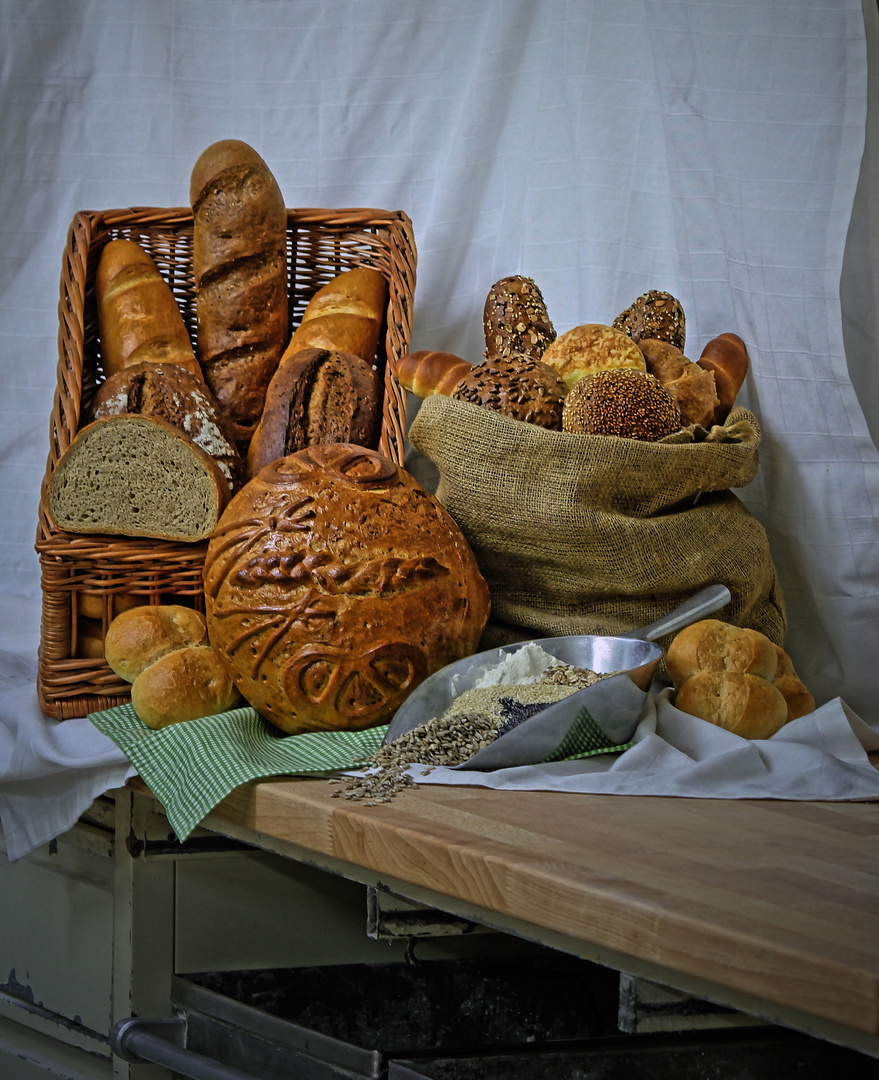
[201,773,879,1058]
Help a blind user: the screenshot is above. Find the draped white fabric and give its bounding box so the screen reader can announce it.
[1,0,877,722]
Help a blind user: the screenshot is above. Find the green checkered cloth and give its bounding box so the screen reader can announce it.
[89,695,634,843]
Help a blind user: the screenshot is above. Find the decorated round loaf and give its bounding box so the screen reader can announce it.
[203,444,491,735]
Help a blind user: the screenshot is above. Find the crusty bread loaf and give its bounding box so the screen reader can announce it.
[613,290,686,351]
[281,267,387,364]
[483,275,556,362]
[245,348,383,477]
[97,239,203,382]
[540,323,646,391]
[451,356,567,429]
[395,350,472,398]
[562,369,681,440]
[91,362,244,492]
[130,645,240,729]
[638,339,720,429]
[697,333,749,425]
[46,415,230,542]
[674,671,788,739]
[105,604,208,682]
[190,139,288,445]
[666,619,778,690]
[203,444,491,735]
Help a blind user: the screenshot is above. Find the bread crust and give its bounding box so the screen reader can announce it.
[281,267,387,365]
[395,351,472,398]
[483,275,556,362]
[130,645,240,728]
[540,323,646,391]
[451,356,567,429]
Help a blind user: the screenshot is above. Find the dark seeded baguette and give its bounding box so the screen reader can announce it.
[190,139,288,446]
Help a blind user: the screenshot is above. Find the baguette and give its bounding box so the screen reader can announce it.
[697,333,749,425]
[97,239,203,382]
[190,139,288,445]
[280,267,387,365]
[394,350,472,398]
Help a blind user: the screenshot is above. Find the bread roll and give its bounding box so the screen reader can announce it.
[203,444,491,735]
[91,361,244,492]
[76,617,106,659]
[674,671,788,739]
[540,323,646,391]
[282,267,387,364]
[697,333,749,425]
[562,369,681,440]
[395,351,472,398]
[46,415,230,542]
[613,290,686,351]
[772,644,816,722]
[190,139,288,445]
[666,619,778,690]
[639,339,720,429]
[483,275,556,362]
[97,239,203,382]
[130,645,240,729]
[451,356,567,429]
[77,592,143,622]
[246,348,382,478]
[104,604,208,682]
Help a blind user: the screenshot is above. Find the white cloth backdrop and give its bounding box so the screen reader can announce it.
[1,0,877,726]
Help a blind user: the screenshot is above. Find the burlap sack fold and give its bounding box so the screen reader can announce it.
[408,394,786,651]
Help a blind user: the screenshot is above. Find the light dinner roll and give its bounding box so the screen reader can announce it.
[539,323,646,391]
[130,645,240,729]
[666,619,778,690]
[105,604,208,683]
[674,671,788,739]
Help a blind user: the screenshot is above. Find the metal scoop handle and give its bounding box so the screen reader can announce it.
[619,583,731,642]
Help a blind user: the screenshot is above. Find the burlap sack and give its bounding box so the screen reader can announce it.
[408,394,786,651]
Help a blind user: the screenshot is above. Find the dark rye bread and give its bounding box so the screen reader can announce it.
[190,140,288,446]
[246,347,382,477]
[91,362,244,492]
[483,275,556,362]
[46,415,229,541]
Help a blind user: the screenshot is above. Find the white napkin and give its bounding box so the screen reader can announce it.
[412,690,879,801]
[0,651,134,862]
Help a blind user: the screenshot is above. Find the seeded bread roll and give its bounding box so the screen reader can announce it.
[46,415,230,542]
[666,619,778,690]
[96,239,203,382]
[91,361,244,492]
[246,347,383,478]
[203,444,491,735]
[104,605,208,682]
[483,275,556,361]
[190,139,288,446]
[130,645,241,729]
[562,369,681,440]
[638,339,720,429]
[674,671,788,739]
[613,290,686,351]
[540,323,646,392]
[451,356,567,429]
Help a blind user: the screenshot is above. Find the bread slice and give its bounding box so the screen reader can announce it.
[47,414,229,541]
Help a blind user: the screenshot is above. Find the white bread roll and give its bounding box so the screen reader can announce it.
[674,671,788,739]
[130,645,240,729]
[666,619,778,690]
[105,605,207,682]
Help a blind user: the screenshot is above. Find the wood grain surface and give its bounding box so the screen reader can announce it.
[209,777,879,1036]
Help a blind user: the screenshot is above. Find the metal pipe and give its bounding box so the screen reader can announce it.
[112,1016,261,1080]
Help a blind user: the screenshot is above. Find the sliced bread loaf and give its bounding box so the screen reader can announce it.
[46,414,229,541]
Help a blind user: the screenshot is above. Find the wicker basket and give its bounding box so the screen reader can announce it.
[36,205,417,719]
